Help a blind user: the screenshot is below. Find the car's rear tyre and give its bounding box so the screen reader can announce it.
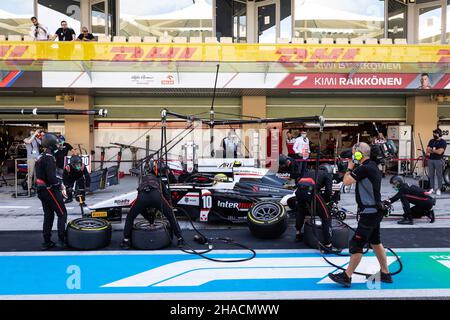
[67,218,112,250]
[131,220,173,250]
[304,219,354,249]
[247,201,287,239]
[444,166,450,185]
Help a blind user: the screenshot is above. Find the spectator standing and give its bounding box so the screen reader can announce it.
[286,130,296,158]
[77,27,96,41]
[426,128,446,195]
[23,129,43,194]
[30,17,49,41]
[52,21,76,41]
[293,130,310,178]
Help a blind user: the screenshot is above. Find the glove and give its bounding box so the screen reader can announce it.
[60,185,68,199]
[383,199,391,205]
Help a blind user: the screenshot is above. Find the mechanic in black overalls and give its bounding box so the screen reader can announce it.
[35,133,68,250]
[279,154,301,180]
[121,161,183,249]
[385,175,435,225]
[62,155,91,204]
[295,166,335,252]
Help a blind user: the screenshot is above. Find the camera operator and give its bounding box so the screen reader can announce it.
[62,155,90,204]
[295,166,335,253]
[385,176,435,225]
[35,133,67,249]
[121,161,183,249]
[30,17,49,41]
[328,142,391,287]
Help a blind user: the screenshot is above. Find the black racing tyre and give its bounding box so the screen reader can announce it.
[67,218,112,250]
[131,220,173,250]
[444,166,450,186]
[247,201,287,239]
[304,219,354,249]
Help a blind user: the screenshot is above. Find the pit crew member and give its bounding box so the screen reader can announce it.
[386,175,435,225]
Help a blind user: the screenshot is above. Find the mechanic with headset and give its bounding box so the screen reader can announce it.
[121,161,183,249]
[278,154,301,180]
[295,166,335,253]
[426,128,447,196]
[385,175,435,225]
[62,155,90,204]
[35,133,68,250]
[328,142,392,287]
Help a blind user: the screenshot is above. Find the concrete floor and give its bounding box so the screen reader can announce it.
[0,174,449,231]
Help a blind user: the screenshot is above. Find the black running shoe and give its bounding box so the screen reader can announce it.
[328,271,352,288]
[397,218,413,225]
[56,240,67,249]
[428,210,435,223]
[120,239,131,250]
[41,241,56,250]
[64,198,73,204]
[365,271,393,283]
[320,244,342,254]
[295,233,304,242]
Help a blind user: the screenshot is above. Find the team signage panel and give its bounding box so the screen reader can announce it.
[0,42,449,63]
[42,71,450,90]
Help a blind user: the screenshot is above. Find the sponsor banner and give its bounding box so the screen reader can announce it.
[43,70,449,90]
[0,70,42,87]
[0,42,449,63]
[277,73,449,89]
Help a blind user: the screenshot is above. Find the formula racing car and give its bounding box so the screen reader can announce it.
[84,166,294,224]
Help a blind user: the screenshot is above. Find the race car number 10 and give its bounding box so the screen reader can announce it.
[202,195,212,209]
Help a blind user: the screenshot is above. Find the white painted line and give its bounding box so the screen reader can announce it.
[2,289,450,300]
[0,248,448,257]
[0,206,31,209]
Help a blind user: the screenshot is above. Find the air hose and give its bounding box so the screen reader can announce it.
[157,119,256,263]
[312,218,403,277]
[176,207,256,263]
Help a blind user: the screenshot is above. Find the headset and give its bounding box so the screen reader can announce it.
[352,143,364,164]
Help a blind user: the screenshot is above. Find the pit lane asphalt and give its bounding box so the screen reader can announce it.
[0,175,449,251]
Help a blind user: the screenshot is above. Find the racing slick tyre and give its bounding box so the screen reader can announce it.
[67,218,112,250]
[247,201,287,239]
[304,219,354,250]
[131,220,172,250]
[444,166,450,186]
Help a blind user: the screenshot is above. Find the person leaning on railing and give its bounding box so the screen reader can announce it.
[76,27,97,42]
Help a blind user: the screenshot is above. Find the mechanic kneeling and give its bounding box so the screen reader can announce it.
[35,133,68,250]
[295,166,337,253]
[121,163,183,249]
[386,175,435,225]
[63,155,90,204]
